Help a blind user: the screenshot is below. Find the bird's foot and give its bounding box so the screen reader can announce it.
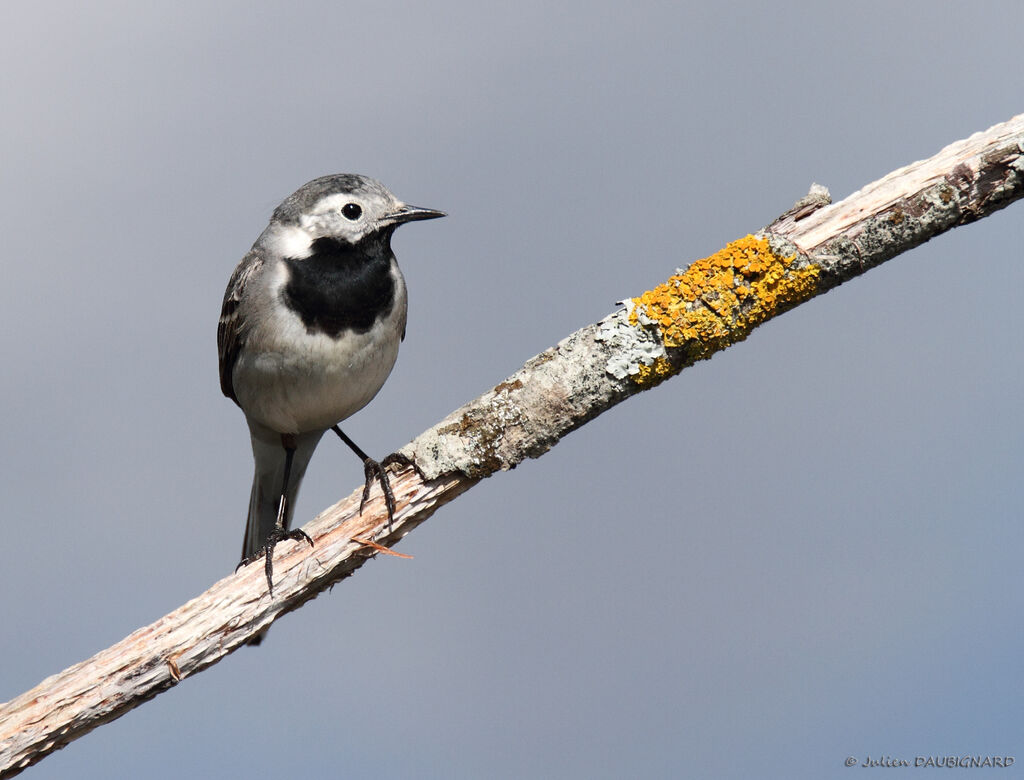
[359,452,415,532]
[237,527,313,595]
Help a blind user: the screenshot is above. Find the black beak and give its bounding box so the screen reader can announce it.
[388,204,447,224]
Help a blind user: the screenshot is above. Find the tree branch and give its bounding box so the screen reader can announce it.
[1,113,1022,778]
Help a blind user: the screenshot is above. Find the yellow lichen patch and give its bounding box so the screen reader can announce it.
[629,235,819,381]
[632,356,673,384]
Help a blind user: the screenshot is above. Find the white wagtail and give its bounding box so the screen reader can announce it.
[218,174,444,598]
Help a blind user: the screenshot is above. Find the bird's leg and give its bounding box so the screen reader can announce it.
[330,425,412,532]
[274,434,298,531]
[260,433,313,594]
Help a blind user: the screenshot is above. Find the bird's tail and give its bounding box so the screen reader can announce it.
[242,426,325,646]
[241,425,325,564]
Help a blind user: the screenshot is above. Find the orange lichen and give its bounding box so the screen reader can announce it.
[628,235,820,383]
[632,356,673,384]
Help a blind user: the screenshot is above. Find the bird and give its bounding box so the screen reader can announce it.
[218,174,444,604]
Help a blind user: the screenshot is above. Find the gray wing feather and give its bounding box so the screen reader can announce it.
[217,250,263,403]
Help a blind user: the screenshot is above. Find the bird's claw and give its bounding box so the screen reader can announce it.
[359,452,414,532]
[237,527,313,595]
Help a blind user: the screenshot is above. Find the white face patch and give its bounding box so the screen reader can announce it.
[313,192,364,216]
[302,193,368,243]
[265,224,314,259]
[299,190,401,245]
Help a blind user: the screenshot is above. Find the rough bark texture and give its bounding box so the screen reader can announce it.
[0,473,475,778]
[1,113,1022,778]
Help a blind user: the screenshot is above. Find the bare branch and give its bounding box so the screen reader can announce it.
[403,114,1024,481]
[1,113,1021,778]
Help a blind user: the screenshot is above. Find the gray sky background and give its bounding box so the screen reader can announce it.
[2,2,1022,778]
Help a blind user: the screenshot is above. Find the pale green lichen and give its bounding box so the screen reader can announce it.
[596,303,668,380]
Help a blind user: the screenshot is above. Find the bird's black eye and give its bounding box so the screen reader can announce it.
[341,203,362,220]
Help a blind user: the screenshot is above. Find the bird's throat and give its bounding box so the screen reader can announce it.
[280,237,396,338]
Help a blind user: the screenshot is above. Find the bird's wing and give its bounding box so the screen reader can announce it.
[217,250,263,404]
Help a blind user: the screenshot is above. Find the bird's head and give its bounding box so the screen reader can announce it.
[260,174,445,258]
